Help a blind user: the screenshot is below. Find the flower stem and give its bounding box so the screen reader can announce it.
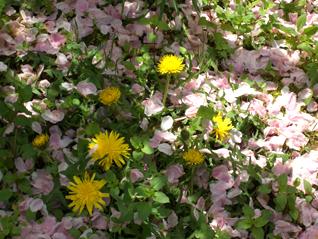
[190,166,195,194]
[162,74,171,107]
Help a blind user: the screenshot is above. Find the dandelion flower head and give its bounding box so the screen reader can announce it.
[157,55,185,75]
[212,112,233,141]
[99,87,121,106]
[32,134,49,148]
[65,172,109,215]
[88,131,130,171]
[183,149,204,165]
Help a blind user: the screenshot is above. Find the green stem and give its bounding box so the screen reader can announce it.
[162,74,171,107]
[190,166,195,195]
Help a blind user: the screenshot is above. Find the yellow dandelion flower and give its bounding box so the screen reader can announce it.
[99,87,121,106]
[88,131,130,171]
[157,55,185,75]
[66,172,109,215]
[183,149,204,165]
[32,134,49,148]
[212,112,233,141]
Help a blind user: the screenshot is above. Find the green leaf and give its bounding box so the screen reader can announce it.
[52,208,64,220]
[104,170,119,186]
[0,0,6,16]
[15,115,31,127]
[304,97,312,106]
[85,122,100,136]
[130,136,143,149]
[296,13,307,31]
[122,61,136,71]
[214,32,230,50]
[135,185,152,197]
[251,227,264,239]
[304,25,318,36]
[305,62,318,85]
[289,208,299,221]
[136,202,152,221]
[277,174,288,192]
[155,207,171,218]
[132,151,144,160]
[25,209,36,221]
[0,149,12,161]
[297,42,313,52]
[10,225,20,236]
[0,101,14,120]
[3,173,16,184]
[141,142,154,155]
[199,17,216,29]
[242,205,254,218]
[215,230,231,239]
[77,138,88,160]
[274,193,287,211]
[193,227,213,239]
[72,98,80,106]
[69,228,81,238]
[18,85,33,102]
[147,32,157,43]
[47,88,59,99]
[197,106,214,119]
[0,189,12,202]
[293,177,301,187]
[277,24,297,36]
[254,210,272,228]
[21,144,37,158]
[258,184,271,194]
[151,176,167,190]
[153,192,170,204]
[303,179,312,194]
[18,179,32,194]
[189,117,202,132]
[138,16,169,31]
[179,47,187,55]
[305,195,313,203]
[287,192,296,209]
[236,218,253,230]
[120,206,134,222]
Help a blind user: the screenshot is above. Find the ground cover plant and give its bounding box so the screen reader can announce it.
[1,0,318,238]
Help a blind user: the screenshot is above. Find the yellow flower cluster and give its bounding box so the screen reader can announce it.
[66,130,130,215]
[182,112,234,166]
[66,77,127,216]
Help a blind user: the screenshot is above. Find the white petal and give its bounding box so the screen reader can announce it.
[158,143,173,155]
[161,116,173,131]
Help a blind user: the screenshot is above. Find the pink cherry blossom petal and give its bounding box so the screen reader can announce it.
[42,110,65,124]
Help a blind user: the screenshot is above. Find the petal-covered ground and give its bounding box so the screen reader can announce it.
[1,1,318,238]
